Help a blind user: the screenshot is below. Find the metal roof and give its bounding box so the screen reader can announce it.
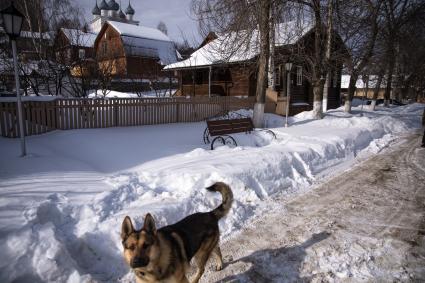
[92,1,101,15]
[99,0,110,10]
[107,0,119,11]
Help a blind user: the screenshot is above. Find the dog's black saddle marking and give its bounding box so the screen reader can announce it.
[159,212,218,260]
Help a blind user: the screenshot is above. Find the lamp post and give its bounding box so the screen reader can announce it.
[285,62,292,127]
[1,3,26,156]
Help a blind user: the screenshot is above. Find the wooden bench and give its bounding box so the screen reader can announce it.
[203,117,276,150]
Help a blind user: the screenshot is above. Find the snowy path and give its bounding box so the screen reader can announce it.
[201,133,425,282]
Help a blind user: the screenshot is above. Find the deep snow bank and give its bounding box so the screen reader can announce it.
[0,103,423,282]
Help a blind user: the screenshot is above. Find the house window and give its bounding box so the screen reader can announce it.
[274,65,281,86]
[78,49,85,59]
[296,66,302,86]
[67,49,71,60]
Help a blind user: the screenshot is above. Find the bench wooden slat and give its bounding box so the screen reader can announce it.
[207,118,253,137]
[207,118,252,126]
[208,125,251,132]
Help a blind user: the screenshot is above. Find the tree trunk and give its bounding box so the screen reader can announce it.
[323,73,330,112]
[268,4,275,90]
[312,80,324,119]
[384,61,394,107]
[311,0,325,119]
[344,74,358,113]
[322,0,334,113]
[253,0,271,128]
[370,72,383,111]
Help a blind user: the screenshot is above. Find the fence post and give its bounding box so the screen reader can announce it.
[175,98,180,123]
[114,99,118,127]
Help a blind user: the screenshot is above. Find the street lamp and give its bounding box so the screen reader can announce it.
[1,3,26,156]
[285,62,293,127]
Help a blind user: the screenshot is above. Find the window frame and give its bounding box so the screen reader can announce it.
[296,65,303,86]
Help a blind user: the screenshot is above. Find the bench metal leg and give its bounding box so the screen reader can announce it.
[203,127,211,144]
[211,135,237,150]
[211,136,225,150]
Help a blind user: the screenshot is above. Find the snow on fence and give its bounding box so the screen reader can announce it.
[0,96,255,138]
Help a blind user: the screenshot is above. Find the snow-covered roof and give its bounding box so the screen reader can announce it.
[107,21,172,42]
[164,20,313,70]
[121,36,179,65]
[341,75,386,89]
[105,21,178,65]
[61,28,97,48]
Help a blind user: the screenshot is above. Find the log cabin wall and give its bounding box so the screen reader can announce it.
[96,26,127,76]
[126,57,160,77]
[228,66,253,97]
[179,65,254,97]
[98,57,127,76]
[180,67,232,96]
[54,30,95,65]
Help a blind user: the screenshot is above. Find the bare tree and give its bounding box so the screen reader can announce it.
[94,60,114,98]
[391,1,425,102]
[379,0,422,106]
[174,28,196,60]
[0,0,85,97]
[192,0,274,127]
[286,0,334,119]
[252,0,271,127]
[369,68,385,110]
[335,0,382,113]
[322,0,335,113]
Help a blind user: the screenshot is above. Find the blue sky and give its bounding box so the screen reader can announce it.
[75,0,201,45]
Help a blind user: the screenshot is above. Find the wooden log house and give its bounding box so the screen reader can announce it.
[93,21,180,79]
[165,21,346,115]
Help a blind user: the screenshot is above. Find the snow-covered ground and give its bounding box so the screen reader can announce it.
[201,133,425,282]
[0,103,423,282]
[0,89,176,101]
[88,89,176,98]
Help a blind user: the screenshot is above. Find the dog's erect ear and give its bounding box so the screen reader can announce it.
[143,213,156,234]
[121,216,134,241]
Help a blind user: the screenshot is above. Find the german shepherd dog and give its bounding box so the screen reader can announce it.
[121,182,233,283]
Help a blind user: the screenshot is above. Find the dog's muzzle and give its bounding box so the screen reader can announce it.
[131,257,149,268]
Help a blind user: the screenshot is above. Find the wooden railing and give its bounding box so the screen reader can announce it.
[0,96,255,138]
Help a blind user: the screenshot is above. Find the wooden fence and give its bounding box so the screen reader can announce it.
[0,96,255,138]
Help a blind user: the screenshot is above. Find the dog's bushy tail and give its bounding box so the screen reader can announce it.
[206,182,233,219]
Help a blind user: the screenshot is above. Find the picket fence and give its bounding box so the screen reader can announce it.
[0,96,256,138]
